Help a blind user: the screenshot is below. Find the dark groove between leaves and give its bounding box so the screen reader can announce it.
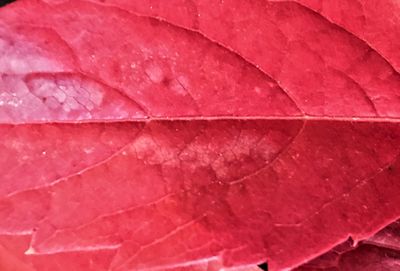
[258,262,268,271]
[0,0,15,8]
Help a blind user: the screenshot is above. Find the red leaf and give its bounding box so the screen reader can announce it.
[295,219,400,270]
[1,0,400,270]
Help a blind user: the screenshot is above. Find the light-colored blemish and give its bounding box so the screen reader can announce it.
[24,247,36,255]
[89,89,103,107]
[170,75,191,96]
[62,97,80,112]
[5,139,25,152]
[53,87,67,103]
[0,45,63,73]
[267,81,277,88]
[29,78,104,113]
[145,63,164,83]
[254,87,262,94]
[211,158,230,179]
[83,147,95,154]
[9,59,30,73]
[0,93,22,107]
[44,96,61,110]
[134,135,179,166]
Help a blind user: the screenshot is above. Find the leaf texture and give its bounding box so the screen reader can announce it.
[1,0,400,270]
[294,219,400,270]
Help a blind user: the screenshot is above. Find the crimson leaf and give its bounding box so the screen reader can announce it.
[1,1,400,271]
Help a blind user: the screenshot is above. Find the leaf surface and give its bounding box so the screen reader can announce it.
[295,219,400,270]
[1,0,400,270]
